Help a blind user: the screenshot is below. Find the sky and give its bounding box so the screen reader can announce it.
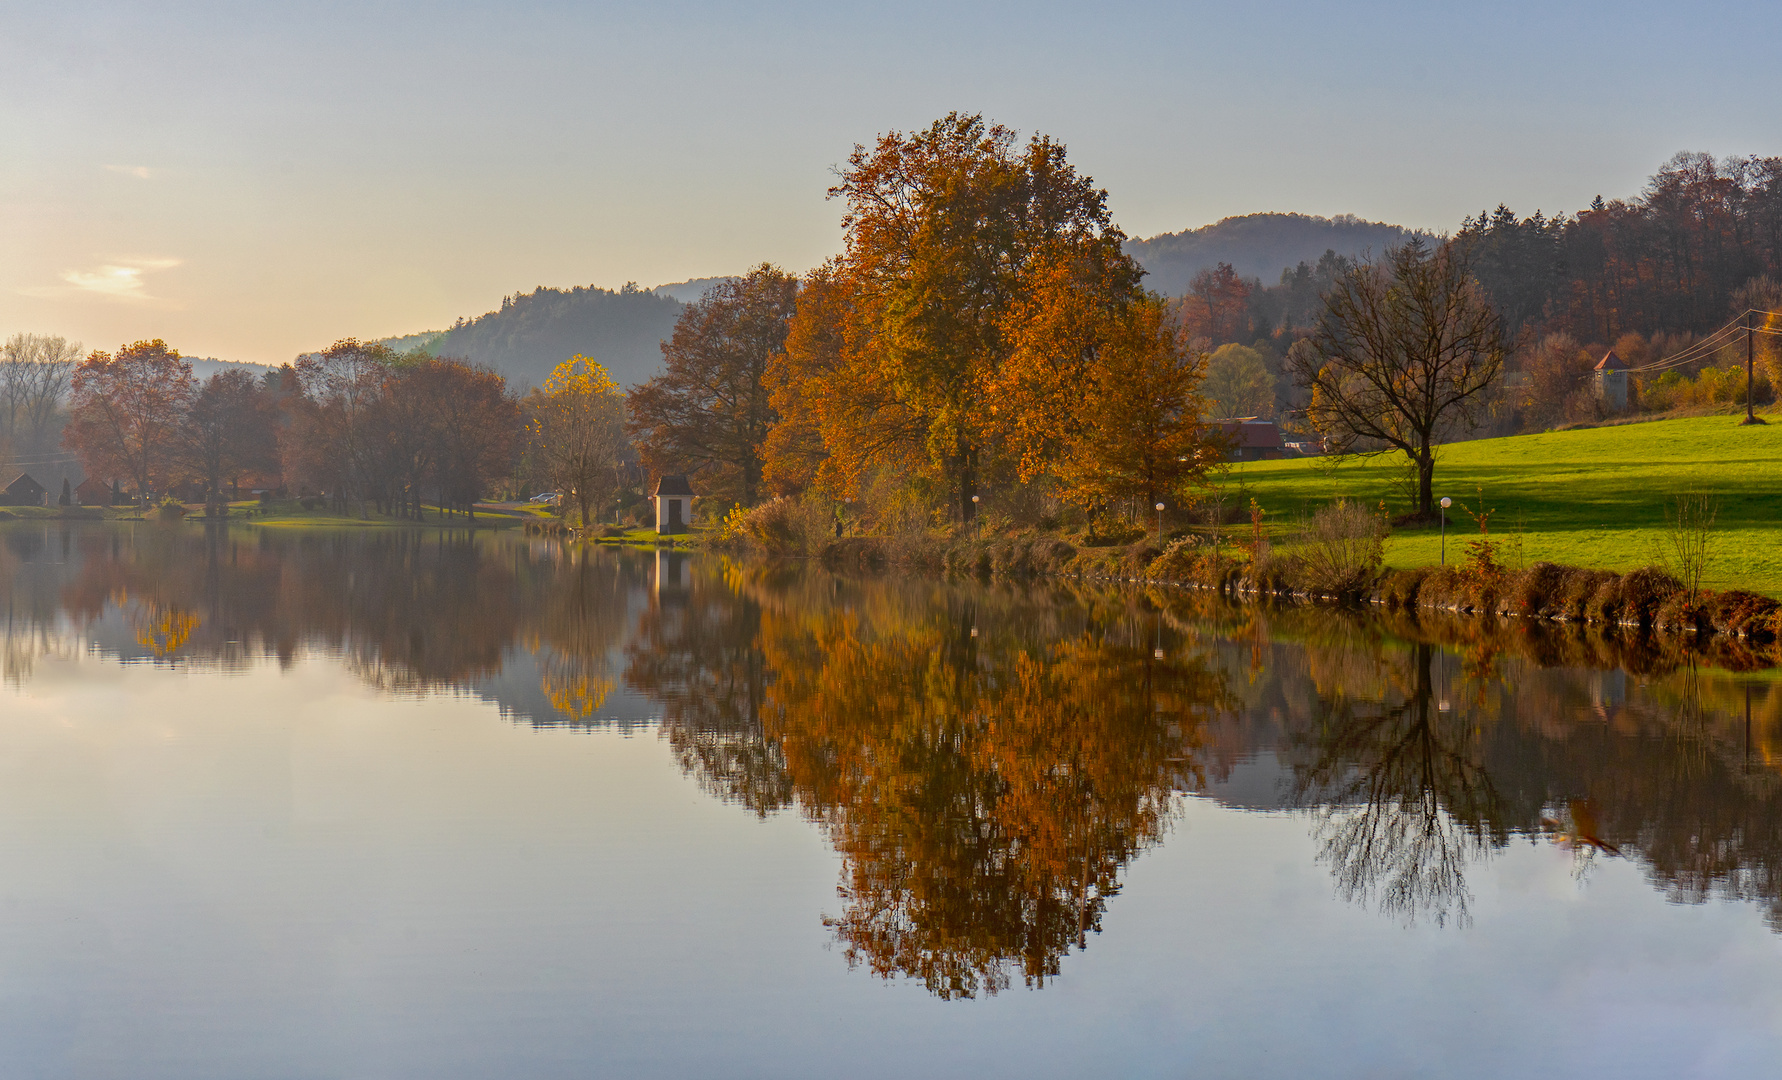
[3,0,1781,365]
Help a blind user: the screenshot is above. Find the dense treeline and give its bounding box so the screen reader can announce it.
[1177,152,1782,432]
[58,337,529,518]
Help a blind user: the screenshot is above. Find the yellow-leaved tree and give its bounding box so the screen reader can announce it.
[525,355,629,529]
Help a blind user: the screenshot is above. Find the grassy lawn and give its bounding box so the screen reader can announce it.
[1220,410,1782,596]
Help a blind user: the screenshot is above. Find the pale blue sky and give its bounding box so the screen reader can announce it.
[3,0,1778,362]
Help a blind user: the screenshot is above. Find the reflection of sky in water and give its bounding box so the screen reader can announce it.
[5,653,1779,1078]
[4,527,1782,1076]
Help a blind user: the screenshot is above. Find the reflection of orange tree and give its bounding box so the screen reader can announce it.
[759,600,1223,998]
[132,601,200,658]
[533,551,626,721]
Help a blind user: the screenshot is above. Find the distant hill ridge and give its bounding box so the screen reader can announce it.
[428,283,686,391]
[345,219,1439,394]
[1126,212,1439,296]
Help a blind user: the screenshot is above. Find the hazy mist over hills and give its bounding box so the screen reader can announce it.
[651,276,734,304]
[1127,212,1438,295]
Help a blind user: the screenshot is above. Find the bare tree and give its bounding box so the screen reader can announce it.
[1290,241,1507,519]
[1661,492,1718,606]
[292,339,393,516]
[0,333,81,451]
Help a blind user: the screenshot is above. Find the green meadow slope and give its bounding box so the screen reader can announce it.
[1222,411,1782,596]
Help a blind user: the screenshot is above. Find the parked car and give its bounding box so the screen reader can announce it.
[530,492,561,505]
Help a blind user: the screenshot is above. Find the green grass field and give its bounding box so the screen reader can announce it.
[1220,410,1782,596]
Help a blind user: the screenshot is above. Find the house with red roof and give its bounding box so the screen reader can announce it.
[1214,418,1289,462]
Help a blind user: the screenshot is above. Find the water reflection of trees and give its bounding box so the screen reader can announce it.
[21,523,1782,970]
[1167,596,1782,929]
[1291,643,1507,927]
[624,556,792,817]
[741,574,1223,998]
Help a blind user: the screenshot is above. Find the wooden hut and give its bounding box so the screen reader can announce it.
[1,473,47,507]
[74,477,112,507]
[652,475,695,534]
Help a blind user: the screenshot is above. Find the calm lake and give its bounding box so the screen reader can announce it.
[2,524,1780,1079]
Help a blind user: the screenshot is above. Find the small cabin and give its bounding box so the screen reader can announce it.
[1595,351,1630,412]
[74,477,112,507]
[652,474,696,534]
[1213,418,1288,462]
[1,473,47,507]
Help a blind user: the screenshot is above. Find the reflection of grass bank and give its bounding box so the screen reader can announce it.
[0,500,539,529]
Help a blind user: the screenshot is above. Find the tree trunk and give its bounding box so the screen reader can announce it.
[1416,445,1435,518]
[957,449,977,525]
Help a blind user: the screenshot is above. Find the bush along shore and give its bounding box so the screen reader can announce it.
[713,497,1782,658]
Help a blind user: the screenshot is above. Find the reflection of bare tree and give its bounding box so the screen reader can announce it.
[1292,643,1507,927]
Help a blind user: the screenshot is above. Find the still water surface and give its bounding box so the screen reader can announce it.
[3,524,1782,1078]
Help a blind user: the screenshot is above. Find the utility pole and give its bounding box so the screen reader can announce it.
[1745,309,1766,425]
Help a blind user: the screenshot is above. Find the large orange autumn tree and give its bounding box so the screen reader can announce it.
[766,113,1212,524]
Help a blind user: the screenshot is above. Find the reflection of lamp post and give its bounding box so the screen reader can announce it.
[1439,496,1452,565]
[1155,501,1165,550]
[970,494,980,538]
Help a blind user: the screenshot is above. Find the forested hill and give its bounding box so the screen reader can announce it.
[433,284,684,390]
[1127,212,1437,295]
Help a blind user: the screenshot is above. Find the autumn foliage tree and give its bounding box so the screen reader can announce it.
[526,355,629,528]
[1047,299,1222,511]
[1182,261,1255,345]
[290,339,394,514]
[628,265,797,505]
[180,368,281,510]
[771,113,1140,523]
[63,339,195,505]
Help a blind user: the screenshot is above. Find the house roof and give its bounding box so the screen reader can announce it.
[75,477,109,494]
[1595,350,1630,371]
[4,472,44,494]
[652,474,695,498]
[1214,418,1285,450]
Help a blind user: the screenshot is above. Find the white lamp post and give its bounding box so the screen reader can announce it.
[1155,501,1165,549]
[970,494,980,538]
[1439,496,1452,565]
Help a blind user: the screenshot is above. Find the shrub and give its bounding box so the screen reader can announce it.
[727,495,834,557]
[1712,590,1781,639]
[1618,565,1683,626]
[1555,568,1617,621]
[1292,500,1386,595]
[1083,516,1145,547]
[1510,562,1570,616]
[1149,536,1207,582]
[155,496,187,522]
[1377,567,1431,609]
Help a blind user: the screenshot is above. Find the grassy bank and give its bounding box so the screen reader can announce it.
[1220,410,1782,596]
